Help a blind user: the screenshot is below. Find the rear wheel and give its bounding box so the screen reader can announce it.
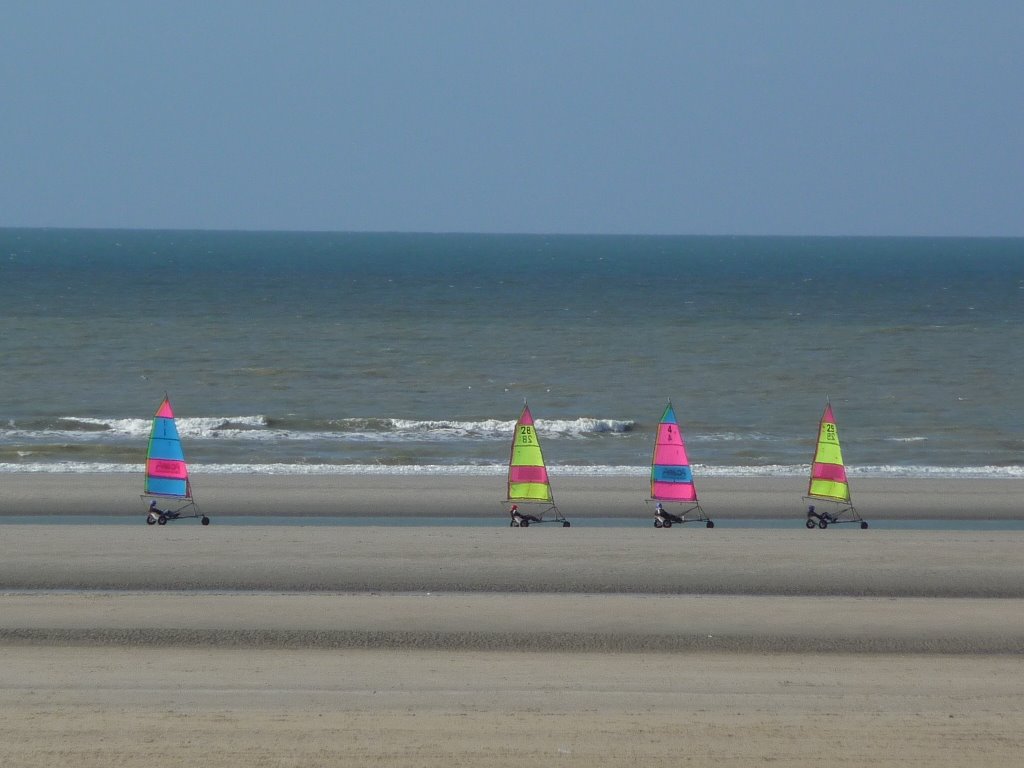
[158,515,168,525]
[706,520,714,529]
[201,516,210,526]
[818,519,828,529]
[860,521,869,529]
[562,521,571,528]
[521,520,529,527]
[663,520,672,528]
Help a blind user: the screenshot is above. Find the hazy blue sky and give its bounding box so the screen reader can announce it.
[2,1,1022,235]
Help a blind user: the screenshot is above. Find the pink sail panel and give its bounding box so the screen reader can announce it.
[147,458,189,480]
[509,465,549,484]
[812,461,847,483]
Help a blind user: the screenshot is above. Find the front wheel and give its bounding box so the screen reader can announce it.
[157,515,168,525]
[201,516,210,526]
[706,520,714,529]
[860,521,869,529]
[806,519,816,529]
[146,516,156,525]
[654,519,663,528]
[562,521,571,528]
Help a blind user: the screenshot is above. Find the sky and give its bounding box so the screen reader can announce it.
[2,0,1022,236]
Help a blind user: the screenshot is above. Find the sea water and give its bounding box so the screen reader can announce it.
[1,229,1022,478]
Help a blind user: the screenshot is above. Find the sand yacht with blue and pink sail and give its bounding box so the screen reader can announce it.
[648,402,714,528]
[143,395,209,526]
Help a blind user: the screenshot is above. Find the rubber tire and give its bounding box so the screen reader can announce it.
[654,519,662,528]
[201,516,210,526]
[860,521,869,529]
[818,519,828,529]
[663,520,672,528]
[562,521,570,528]
[806,519,816,529]
[521,520,529,527]
[146,516,156,525]
[706,520,715,529]
[157,515,168,525]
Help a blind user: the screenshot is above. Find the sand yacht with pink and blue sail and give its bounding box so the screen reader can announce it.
[648,402,714,528]
[143,395,210,526]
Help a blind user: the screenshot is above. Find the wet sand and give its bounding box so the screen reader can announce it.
[0,471,1022,519]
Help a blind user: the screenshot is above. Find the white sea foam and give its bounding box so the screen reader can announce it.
[387,418,634,438]
[65,416,270,439]
[4,416,636,444]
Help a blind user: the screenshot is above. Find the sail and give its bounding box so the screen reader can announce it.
[507,404,553,503]
[650,402,698,503]
[808,402,850,503]
[144,396,192,499]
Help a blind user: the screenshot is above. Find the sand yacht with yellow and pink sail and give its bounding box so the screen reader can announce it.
[505,403,570,527]
[804,401,867,529]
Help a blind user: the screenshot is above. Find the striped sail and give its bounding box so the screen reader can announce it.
[144,396,192,499]
[650,402,698,503]
[808,402,850,503]
[507,404,553,503]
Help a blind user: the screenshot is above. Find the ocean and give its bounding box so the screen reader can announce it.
[1,229,1022,479]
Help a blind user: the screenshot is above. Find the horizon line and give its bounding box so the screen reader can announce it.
[1,225,1021,240]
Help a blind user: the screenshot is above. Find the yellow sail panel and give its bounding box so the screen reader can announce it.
[809,478,850,502]
[508,481,552,501]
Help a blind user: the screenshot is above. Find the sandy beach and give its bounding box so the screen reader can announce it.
[1,471,1022,518]
[2,474,1023,765]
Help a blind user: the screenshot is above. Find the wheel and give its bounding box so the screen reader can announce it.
[818,519,828,529]
[562,521,570,528]
[157,515,168,525]
[706,520,714,529]
[663,520,672,528]
[146,516,156,525]
[860,521,869,529]
[654,519,662,528]
[201,516,210,526]
[806,519,816,529]
[521,520,529,527]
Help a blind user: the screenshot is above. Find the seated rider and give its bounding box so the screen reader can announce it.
[807,504,835,523]
[510,504,541,524]
[149,500,164,516]
[655,502,683,524]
